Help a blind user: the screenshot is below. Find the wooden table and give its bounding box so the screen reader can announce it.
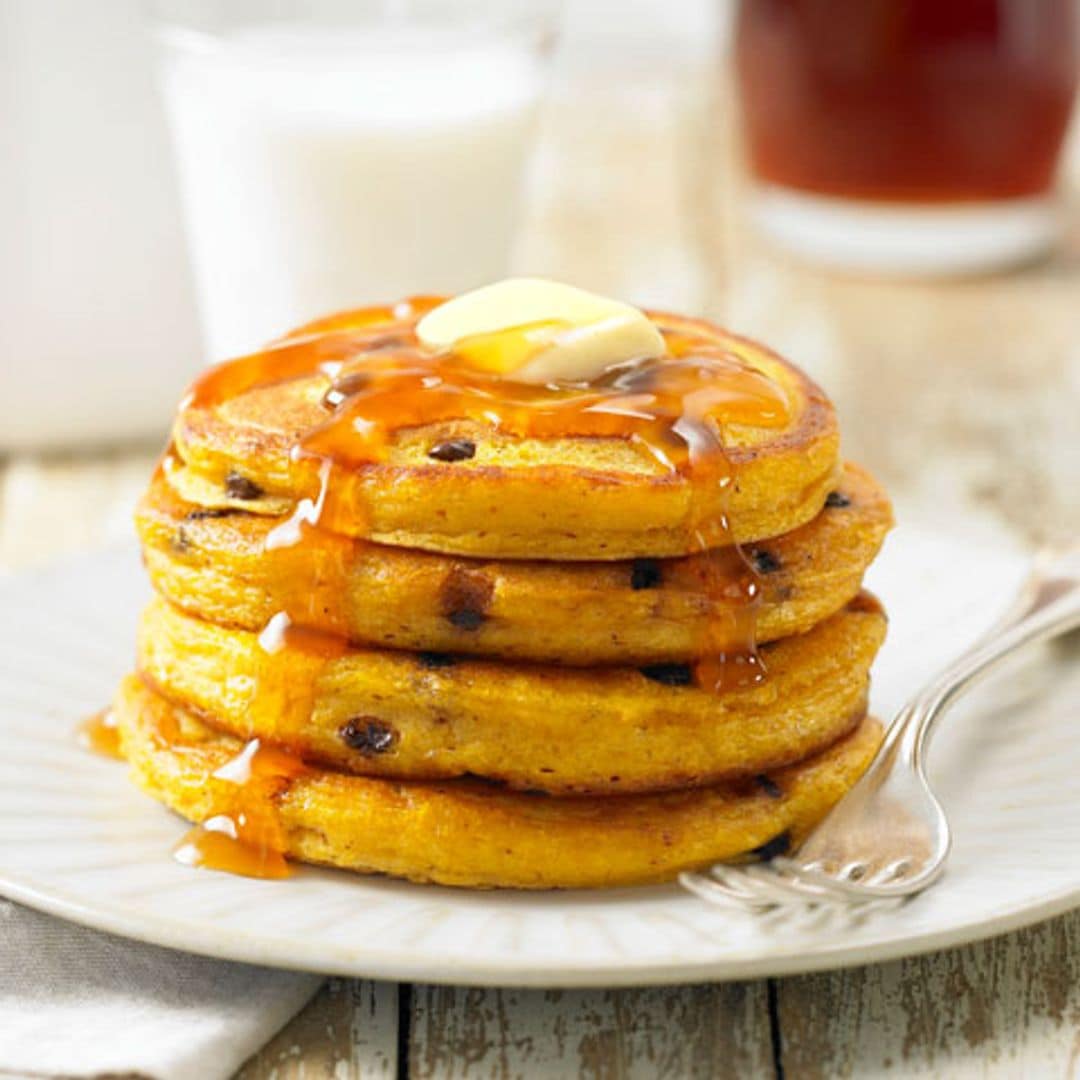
[2,11,1078,1076]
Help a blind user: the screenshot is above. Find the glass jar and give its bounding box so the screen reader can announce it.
[735,0,1079,273]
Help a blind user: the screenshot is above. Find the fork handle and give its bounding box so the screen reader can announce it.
[884,547,1080,772]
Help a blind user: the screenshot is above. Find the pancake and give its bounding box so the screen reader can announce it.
[135,593,886,795]
[169,307,840,559]
[115,675,884,889]
[140,461,891,666]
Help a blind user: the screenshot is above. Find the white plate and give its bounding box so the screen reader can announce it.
[0,529,1076,987]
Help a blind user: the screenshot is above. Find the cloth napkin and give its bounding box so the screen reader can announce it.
[0,899,322,1080]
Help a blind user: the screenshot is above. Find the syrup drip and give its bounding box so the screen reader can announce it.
[173,737,309,879]
[318,334,779,471]
[685,538,765,689]
[187,303,789,494]
[170,298,794,878]
[77,708,123,760]
[183,300,793,687]
[171,615,349,879]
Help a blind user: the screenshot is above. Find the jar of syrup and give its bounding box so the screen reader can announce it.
[735,0,1078,273]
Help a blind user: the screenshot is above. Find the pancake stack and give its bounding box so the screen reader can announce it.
[108,290,893,888]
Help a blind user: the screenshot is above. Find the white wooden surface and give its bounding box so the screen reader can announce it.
[235,979,400,1080]
[407,984,774,1079]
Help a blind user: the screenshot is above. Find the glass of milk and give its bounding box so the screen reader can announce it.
[151,1,558,361]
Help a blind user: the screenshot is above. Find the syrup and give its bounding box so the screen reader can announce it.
[183,301,793,679]
[77,708,123,760]
[736,0,1078,203]
[173,737,309,879]
[170,613,350,879]
[169,299,795,877]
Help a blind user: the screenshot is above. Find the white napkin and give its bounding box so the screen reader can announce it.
[0,899,322,1080]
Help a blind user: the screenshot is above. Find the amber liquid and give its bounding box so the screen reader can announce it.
[77,708,123,760]
[162,299,795,877]
[173,737,310,879]
[736,0,1078,202]
[168,617,350,878]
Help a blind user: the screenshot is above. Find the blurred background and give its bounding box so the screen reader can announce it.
[0,0,1077,562]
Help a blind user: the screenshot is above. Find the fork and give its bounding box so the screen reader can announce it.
[681,545,1080,910]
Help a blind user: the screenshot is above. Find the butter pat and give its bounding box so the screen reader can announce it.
[416,278,666,384]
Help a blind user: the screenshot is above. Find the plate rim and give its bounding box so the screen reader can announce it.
[1,863,1076,987]
[1,542,1076,987]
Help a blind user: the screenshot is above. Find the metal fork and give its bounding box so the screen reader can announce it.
[681,545,1080,910]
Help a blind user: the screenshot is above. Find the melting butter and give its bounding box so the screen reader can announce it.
[415,278,666,384]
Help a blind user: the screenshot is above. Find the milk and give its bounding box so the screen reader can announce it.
[158,25,545,360]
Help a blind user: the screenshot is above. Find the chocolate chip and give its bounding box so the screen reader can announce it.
[630,558,662,590]
[825,491,851,509]
[756,775,783,799]
[322,371,372,410]
[752,830,791,860]
[184,508,238,521]
[170,527,190,555]
[339,718,397,756]
[750,548,781,574]
[441,567,493,631]
[428,438,476,462]
[463,772,505,789]
[224,471,263,500]
[363,333,409,351]
[418,651,455,669]
[449,609,484,630]
[639,663,693,686]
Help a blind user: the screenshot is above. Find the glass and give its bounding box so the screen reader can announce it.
[734,0,1079,273]
[151,1,557,360]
